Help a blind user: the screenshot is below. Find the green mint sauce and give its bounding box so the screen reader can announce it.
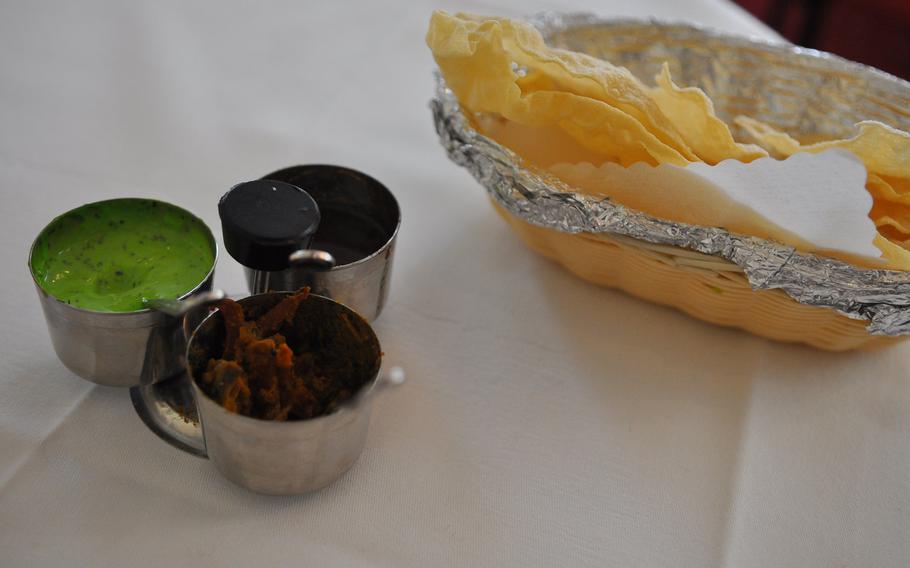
[30,199,215,312]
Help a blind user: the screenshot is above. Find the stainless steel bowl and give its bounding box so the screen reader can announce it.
[28,198,220,387]
[131,291,402,495]
[252,165,401,322]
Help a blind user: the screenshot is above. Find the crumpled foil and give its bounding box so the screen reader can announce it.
[430,15,910,335]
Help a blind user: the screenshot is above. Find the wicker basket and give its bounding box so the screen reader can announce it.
[432,16,910,351]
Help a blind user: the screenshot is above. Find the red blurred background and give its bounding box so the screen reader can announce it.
[735,0,910,80]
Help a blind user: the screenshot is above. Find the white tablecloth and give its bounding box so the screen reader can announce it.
[1,1,907,567]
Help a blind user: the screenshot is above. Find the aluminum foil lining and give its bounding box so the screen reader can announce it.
[430,15,910,336]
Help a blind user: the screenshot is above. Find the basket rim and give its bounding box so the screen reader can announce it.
[528,12,910,95]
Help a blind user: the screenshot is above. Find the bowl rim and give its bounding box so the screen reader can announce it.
[186,291,384,426]
[28,197,219,318]
[259,164,402,272]
[530,12,910,94]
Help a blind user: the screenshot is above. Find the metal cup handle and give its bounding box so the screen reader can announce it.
[130,373,209,457]
[288,249,336,270]
[130,289,227,458]
[246,250,336,294]
[143,289,226,318]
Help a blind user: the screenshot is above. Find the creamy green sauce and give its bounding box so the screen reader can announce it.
[30,199,215,312]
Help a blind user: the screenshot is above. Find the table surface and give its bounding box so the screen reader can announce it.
[2,1,908,567]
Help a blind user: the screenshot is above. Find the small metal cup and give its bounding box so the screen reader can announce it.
[28,199,221,387]
[253,165,401,321]
[131,292,401,495]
